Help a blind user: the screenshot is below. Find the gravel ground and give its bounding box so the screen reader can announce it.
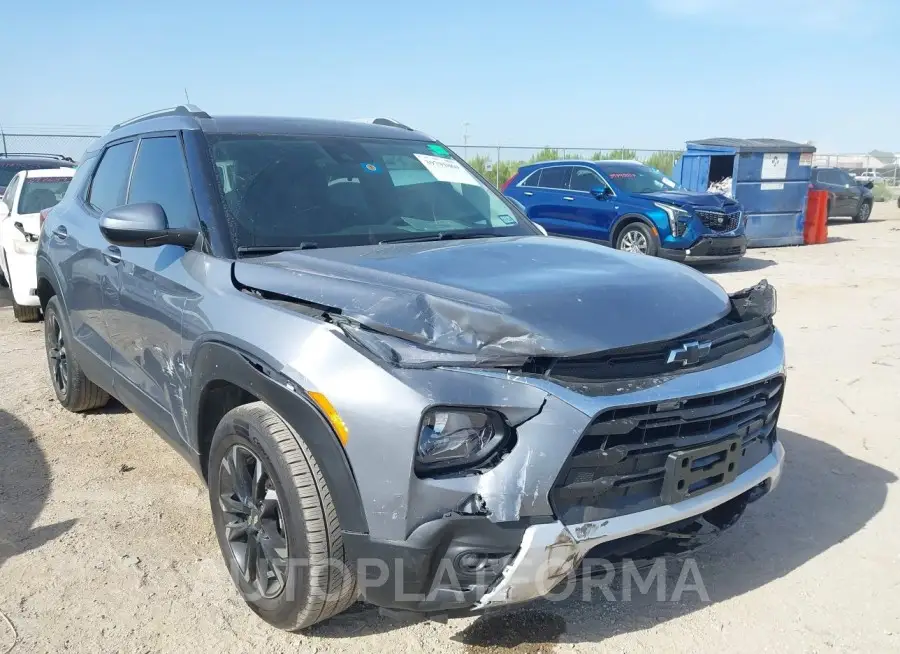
[1,205,899,653]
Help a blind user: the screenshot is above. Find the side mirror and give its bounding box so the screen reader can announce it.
[864,181,874,189]
[99,203,198,248]
[0,203,9,220]
[590,186,611,199]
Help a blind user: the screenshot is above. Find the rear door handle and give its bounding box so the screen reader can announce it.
[103,246,122,265]
[563,196,575,201]
[51,226,68,240]
[523,191,533,196]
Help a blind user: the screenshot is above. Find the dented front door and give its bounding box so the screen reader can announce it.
[106,246,192,439]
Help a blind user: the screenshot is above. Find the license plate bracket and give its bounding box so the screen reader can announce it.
[661,437,742,505]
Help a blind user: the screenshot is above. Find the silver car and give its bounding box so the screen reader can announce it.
[37,107,786,630]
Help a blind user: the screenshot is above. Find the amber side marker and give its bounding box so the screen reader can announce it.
[308,392,349,446]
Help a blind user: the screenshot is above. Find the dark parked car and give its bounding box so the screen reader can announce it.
[0,153,76,195]
[809,167,873,222]
[37,106,786,630]
[502,160,747,264]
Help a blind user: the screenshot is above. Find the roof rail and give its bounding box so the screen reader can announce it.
[371,117,414,131]
[0,152,76,162]
[110,105,211,131]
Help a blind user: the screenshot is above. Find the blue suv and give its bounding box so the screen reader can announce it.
[503,160,748,264]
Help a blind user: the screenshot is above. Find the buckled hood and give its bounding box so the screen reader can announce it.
[232,236,732,359]
[633,190,740,210]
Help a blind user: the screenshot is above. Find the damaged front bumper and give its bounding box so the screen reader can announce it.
[475,441,784,609]
[343,322,785,615]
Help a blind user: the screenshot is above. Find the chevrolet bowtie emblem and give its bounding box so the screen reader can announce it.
[667,341,712,366]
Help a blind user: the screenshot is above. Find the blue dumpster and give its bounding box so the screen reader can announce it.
[673,138,816,247]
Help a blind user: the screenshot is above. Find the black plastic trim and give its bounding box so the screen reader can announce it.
[187,341,368,535]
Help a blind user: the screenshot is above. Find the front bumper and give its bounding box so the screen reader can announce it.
[660,234,748,264]
[476,441,784,608]
[342,332,786,614]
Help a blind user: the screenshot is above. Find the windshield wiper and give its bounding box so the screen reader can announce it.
[378,232,502,245]
[237,243,319,257]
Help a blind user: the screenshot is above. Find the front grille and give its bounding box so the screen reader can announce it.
[697,209,741,232]
[525,316,773,385]
[550,376,784,525]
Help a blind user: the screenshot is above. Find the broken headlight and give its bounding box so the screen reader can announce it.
[415,408,510,475]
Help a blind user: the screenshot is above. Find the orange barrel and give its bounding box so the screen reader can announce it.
[815,190,829,244]
[804,189,828,244]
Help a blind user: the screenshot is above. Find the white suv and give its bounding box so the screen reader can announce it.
[0,167,75,321]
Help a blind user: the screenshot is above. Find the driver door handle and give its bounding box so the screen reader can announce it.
[103,246,122,265]
[563,196,575,201]
[51,225,68,240]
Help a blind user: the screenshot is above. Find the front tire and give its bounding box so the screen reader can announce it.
[208,402,357,631]
[853,201,871,223]
[43,295,109,411]
[616,222,658,256]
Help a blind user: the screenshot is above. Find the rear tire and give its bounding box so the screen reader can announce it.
[13,302,40,322]
[615,222,659,256]
[44,295,110,411]
[853,201,871,223]
[208,402,357,631]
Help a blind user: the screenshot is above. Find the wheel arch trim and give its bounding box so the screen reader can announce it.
[188,340,369,535]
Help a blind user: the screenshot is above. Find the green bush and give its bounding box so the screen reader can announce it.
[642,151,682,176]
[871,182,893,203]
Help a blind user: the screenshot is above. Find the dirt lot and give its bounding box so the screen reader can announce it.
[1,205,899,654]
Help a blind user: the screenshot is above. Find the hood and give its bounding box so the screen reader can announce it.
[233,236,732,360]
[633,190,740,210]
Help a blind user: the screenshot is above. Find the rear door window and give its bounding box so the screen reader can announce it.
[520,169,542,187]
[127,136,198,228]
[88,141,137,213]
[537,166,572,190]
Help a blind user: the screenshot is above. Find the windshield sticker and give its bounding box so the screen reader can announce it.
[360,162,381,173]
[661,177,677,188]
[608,172,636,179]
[427,144,451,157]
[497,214,517,226]
[414,153,479,186]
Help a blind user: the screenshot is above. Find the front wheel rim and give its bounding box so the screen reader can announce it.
[620,230,648,253]
[47,314,68,397]
[218,445,289,599]
[861,204,870,220]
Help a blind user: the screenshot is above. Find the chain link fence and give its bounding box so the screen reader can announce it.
[0,132,100,162]
[0,130,896,192]
[447,145,684,188]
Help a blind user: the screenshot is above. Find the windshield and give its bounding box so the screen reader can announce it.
[601,164,681,194]
[207,134,537,251]
[17,176,71,214]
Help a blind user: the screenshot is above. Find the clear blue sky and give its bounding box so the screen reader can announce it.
[5,0,899,153]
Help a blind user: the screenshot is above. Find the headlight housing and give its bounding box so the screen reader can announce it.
[415,408,511,475]
[654,202,690,235]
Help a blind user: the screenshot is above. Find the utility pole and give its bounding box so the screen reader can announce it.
[184,88,191,104]
[463,122,470,159]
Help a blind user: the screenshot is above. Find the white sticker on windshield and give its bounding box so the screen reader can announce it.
[661,177,677,188]
[414,153,480,186]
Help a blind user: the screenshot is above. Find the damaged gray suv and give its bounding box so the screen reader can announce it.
[37,106,786,630]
